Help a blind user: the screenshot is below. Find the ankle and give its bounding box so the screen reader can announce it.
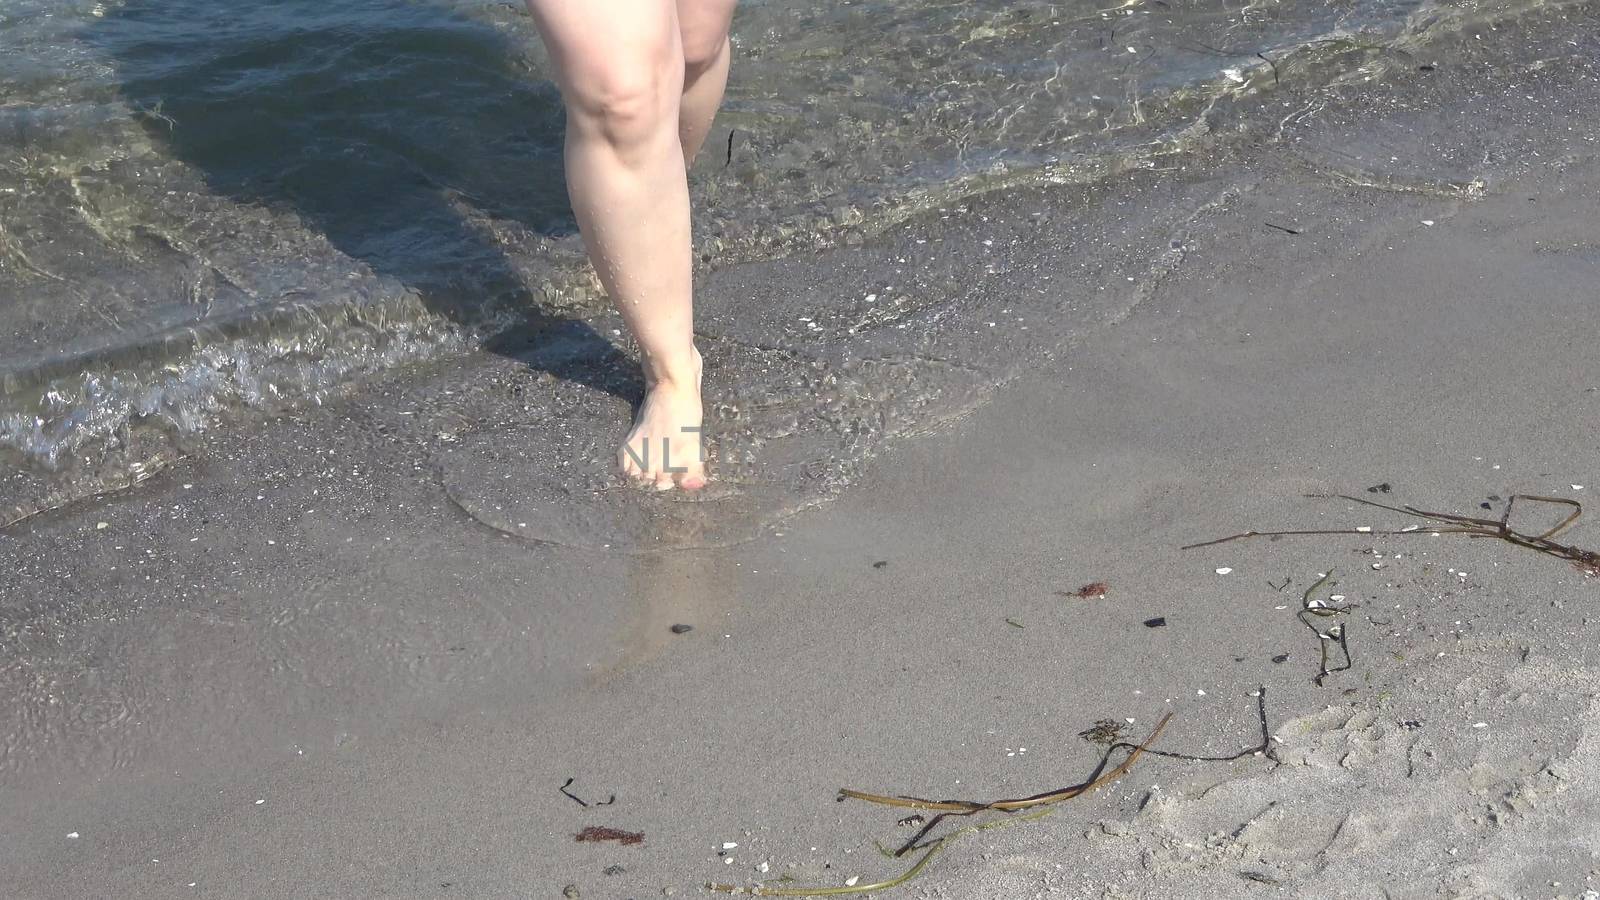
[643,346,702,391]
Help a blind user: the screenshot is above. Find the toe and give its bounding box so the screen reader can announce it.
[618,449,642,481]
[675,463,707,491]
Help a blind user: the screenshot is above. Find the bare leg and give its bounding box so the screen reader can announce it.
[676,0,737,163]
[526,0,706,489]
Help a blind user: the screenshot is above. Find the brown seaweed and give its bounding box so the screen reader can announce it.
[1185,493,1599,576]
[575,826,643,846]
[708,716,1171,897]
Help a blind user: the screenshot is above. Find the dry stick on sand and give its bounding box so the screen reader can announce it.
[1184,493,1600,575]
[707,715,1172,897]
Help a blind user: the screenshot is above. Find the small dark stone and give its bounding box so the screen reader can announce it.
[872,560,888,569]
[1480,502,1493,510]
[1271,653,1290,664]
[1143,617,1167,628]
[669,624,693,634]
[1367,482,1392,494]
[1402,719,1423,729]
[603,865,625,876]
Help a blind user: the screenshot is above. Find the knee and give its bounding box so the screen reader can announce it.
[682,33,729,83]
[564,58,679,151]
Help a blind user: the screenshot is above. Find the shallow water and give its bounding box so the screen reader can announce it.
[0,0,1549,523]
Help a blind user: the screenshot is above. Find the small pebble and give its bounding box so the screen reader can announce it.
[1215,567,1234,575]
[845,876,860,887]
[67,832,80,839]
[670,624,693,634]
[95,522,108,530]
[1471,722,1488,729]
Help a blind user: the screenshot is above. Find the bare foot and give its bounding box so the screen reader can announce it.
[619,349,706,491]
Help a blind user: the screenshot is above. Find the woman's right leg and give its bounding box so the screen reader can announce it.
[525,0,707,490]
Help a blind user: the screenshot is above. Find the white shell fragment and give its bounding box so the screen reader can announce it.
[1215,567,1234,575]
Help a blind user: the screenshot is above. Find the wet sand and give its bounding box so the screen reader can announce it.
[5,8,1600,899]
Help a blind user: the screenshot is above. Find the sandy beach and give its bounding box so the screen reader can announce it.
[5,4,1600,898]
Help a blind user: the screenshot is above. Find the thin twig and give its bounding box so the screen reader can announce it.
[1183,494,1599,574]
[708,811,1053,897]
[710,717,1171,896]
[1105,687,1276,764]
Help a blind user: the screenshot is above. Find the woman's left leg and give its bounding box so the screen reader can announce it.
[676,0,736,163]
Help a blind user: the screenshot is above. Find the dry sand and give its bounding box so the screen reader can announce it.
[4,8,1600,900]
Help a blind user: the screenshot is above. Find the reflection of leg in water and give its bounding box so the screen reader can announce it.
[525,0,737,491]
[594,550,736,679]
